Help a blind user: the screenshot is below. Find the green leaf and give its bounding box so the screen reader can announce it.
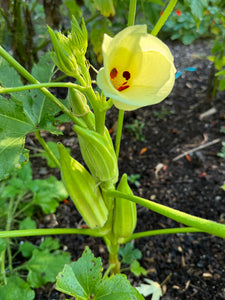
[64,0,82,19]
[0,276,35,300]
[19,241,37,258]
[0,96,34,180]
[0,57,25,101]
[16,161,32,185]
[219,78,225,91]
[186,0,208,27]
[182,34,196,45]
[56,246,102,298]
[26,248,71,288]
[95,274,144,300]
[56,247,144,300]
[23,53,58,127]
[118,243,142,264]
[136,278,162,299]
[30,176,68,213]
[130,260,147,277]
[39,237,60,251]
[19,217,36,230]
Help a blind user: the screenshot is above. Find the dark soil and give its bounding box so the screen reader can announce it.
[31,39,225,300]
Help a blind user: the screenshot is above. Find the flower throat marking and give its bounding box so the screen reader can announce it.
[110,68,131,92]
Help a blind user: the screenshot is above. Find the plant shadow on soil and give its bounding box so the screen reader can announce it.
[30,40,225,300]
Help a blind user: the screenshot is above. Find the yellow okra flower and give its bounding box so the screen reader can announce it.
[97,25,176,111]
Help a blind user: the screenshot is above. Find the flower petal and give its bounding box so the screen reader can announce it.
[97,25,176,111]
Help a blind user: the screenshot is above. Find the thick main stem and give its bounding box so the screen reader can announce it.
[106,0,138,274]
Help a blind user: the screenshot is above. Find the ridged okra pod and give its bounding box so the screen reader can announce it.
[113,174,137,238]
[57,143,108,229]
[74,125,118,184]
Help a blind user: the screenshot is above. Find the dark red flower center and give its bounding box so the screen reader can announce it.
[109,68,131,92]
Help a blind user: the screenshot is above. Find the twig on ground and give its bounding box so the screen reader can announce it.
[172,138,221,161]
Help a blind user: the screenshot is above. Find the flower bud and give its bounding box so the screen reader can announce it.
[68,88,95,130]
[48,26,79,78]
[74,125,118,184]
[48,17,88,79]
[58,143,108,229]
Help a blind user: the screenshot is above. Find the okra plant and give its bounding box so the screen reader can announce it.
[0,0,224,299]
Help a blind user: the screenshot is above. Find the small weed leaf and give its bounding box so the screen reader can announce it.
[118,243,142,264]
[26,248,71,288]
[0,276,35,300]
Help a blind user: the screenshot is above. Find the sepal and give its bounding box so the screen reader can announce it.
[57,143,108,229]
[113,174,137,238]
[74,125,118,184]
[68,88,95,130]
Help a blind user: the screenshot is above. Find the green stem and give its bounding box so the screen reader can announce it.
[151,0,178,36]
[6,197,14,272]
[95,109,106,135]
[115,109,124,159]
[0,250,6,285]
[34,131,61,169]
[104,235,120,274]
[127,0,137,26]
[114,0,137,157]
[13,200,33,219]
[105,190,225,239]
[0,46,84,127]
[122,227,203,243]
[0,82,86,94]
[84,87,105,135]
[0,228,105,239]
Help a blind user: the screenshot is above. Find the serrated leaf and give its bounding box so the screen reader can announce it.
[56,264,88,298]
[19,217,36,230]
[56,246,102,298]
[130,260,147,277]
[118,243,142,264]
[30,176,68,213]
[95,274,144,300]
[26,248,71,288]
[0,276,35,300]
[136,278,162,299]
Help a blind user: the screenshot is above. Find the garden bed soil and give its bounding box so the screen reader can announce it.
[31,39,225,299]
